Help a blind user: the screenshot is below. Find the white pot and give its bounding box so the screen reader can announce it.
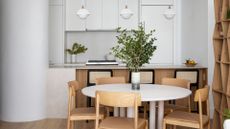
[131,72,140,83]
[131,72,140,90]
[71,55,77,63]
[224,119,230,129]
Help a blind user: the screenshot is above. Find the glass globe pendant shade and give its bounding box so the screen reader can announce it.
[120,5,133,19]
[163,6,176,20]
[77,6,90,19]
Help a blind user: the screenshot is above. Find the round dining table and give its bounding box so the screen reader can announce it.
[82,84,191,129]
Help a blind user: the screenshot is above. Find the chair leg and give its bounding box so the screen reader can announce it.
[208,121,210,129]
[173,125,176,129]
[163,122,166,129]
[67,119,70,129]
[145,120,148,129]
[144,103,147,119]
[70,121,74,129]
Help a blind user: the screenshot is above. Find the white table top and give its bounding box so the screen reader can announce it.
[82,84,191,102]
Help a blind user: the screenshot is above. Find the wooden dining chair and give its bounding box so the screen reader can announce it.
[163,86,210,129]
[95,91,148,129]
[95,77,126,117]
[67,80,105,129]
[161,78,191,114]
[143,78,191,119]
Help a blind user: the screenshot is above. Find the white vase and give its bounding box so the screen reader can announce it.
[131,72,140,90]
[224,119,230,129]
[71,55,77,63]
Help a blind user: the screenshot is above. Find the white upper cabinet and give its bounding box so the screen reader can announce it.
[102,0,118,30]
[86,0,102,30]
[49,0,63,5]
[141,0,173,5]
[118,0,139,30]
[65,0,86,31]
[141,6,174,64]
[65,0,139,31]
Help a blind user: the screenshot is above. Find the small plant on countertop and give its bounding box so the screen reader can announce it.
[66,42,88,55]
[111,24,157,72]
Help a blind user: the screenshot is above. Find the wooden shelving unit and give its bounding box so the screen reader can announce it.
[213,0,230,128]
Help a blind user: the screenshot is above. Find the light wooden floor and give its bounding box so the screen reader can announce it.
[0,119,212,129]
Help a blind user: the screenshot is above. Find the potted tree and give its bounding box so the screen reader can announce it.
[66,42,88,63]
[111,25,157,90]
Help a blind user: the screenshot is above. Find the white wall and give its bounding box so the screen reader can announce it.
[181,0,208,67]
[0,0,48,122]
[47,68,75,118]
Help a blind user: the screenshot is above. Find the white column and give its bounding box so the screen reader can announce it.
[0,0,48,122]
[149,101,156,129]
[158,101,164,129]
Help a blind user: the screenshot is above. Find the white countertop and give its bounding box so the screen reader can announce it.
[49,63,207,69]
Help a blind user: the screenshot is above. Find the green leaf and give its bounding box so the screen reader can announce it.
[65,42,88,55]
[111,24,157,72]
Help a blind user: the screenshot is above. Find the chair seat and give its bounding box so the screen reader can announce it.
[99,117,146,129]
[70,107,105,120]
[164,111,209,128]
[164,104,189,113]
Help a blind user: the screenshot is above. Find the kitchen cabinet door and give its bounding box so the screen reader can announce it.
[49,0,63,5]
[118,0,139,30]
[141,0,174,5]
[66,0,86,31]
[141,6,174,64]
[49,5,64,64]
[102,0,119,30]
[86,0,102,30]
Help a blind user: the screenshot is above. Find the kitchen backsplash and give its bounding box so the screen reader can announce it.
[66,31,118,63]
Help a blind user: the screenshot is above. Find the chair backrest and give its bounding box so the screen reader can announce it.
[67,80,81,117]
[95,77,126,85]
[95,91,141,129]
[68,80,81,96]
[161,78,191,112]
[194,86,210,127]
[194,86,209,102]
[161,78,190,89]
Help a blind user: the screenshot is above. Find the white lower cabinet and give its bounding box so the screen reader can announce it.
[141,5,174,64]
[46,68,75,118]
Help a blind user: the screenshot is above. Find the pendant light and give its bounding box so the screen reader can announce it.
[163,5,176,20]
[77,0,90,19]
[120,0,133,19]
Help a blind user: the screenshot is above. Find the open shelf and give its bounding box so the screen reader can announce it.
[213,91,222,111]
[213,63,223,91]
[221,40,230,62]
[214,0,223,22]
[227,70,230,95]
[213,110,221,129]
[220,64,229,92]
[227,96,230,108]
[213,39,223,62]
[214,23,224,38]
[220,94,228,114]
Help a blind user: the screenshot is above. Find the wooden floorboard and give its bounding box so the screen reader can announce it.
[0,119,212,129]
